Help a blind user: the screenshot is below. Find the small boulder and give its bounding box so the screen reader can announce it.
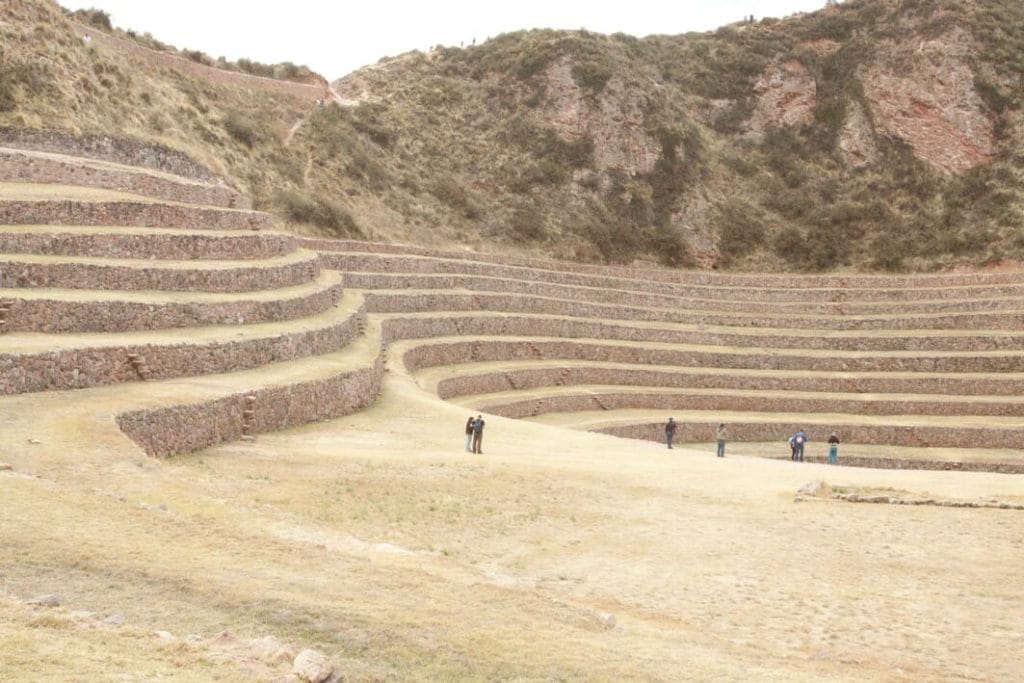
[293,649,335,683]
[153,630,175,641]
[185,634,205,646]
[797,480,827,497]
[599,612,617,630]
[249,635,287,663]
[103,614,125,626]
[0,463,13,471]
[27,594,60,607]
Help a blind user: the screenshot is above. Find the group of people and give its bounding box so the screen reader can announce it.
[666,418,842,464]
[464,415,485,454]
[788,429,841,464]
[664,419,728,458]
[460,412,841,464]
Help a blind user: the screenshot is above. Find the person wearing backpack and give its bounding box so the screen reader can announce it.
[471,415,486,454]
[789,429,809,462]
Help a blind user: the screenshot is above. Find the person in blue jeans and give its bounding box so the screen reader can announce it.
[716,423,726,458]
[789,429,809,462]
[665,417,676,449]
[828,431,840,465]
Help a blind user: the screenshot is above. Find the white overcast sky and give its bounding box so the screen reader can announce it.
[58,1,837,80]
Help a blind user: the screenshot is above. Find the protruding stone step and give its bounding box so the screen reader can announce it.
[115,322,385,457]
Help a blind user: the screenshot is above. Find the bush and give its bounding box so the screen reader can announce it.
[0,56,48,113]
[275,190,362,236]
[510,202,546,241]
[430,178,481,219]
[222,110,259,147]
[71,8,112,31]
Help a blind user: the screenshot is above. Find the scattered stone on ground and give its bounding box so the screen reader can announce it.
[154,630,175,640]
[103,613,125,626]
[0,463,12,471]
[796,480,829,497]
[293,648,335,683]
[70,610,98,620]
[27,594,60,607]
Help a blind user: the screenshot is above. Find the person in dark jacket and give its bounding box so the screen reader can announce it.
[716,423,727,458]
[465,416,475,452]
[789,429,809,462]
[828,431,840,465]
[665,417,676,449]
[471,415,485,454]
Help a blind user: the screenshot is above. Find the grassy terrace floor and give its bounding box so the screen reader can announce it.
[2,342,1023,681]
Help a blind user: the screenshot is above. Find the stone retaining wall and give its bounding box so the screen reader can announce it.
[433,366,1024,399]
[379,313,1024,352]
[342,266,1024,307]
[365,291,1024,331]
[401,338,1024,375]
[0,148,250,209]
[0,126,220,182]
[1,254,319,293]
[117,353,383,458]
[0,200,272,231]
[0,281,342,333]
[0,229,294,261]
[312,239,1024,289]
[477,391,1024,419]
[0,305,364,395]
[596,422,1024,451]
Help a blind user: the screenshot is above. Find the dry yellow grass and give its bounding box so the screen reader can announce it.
[1,347,1023,681]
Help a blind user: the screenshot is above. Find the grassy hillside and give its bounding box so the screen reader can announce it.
[3,0,1024,271]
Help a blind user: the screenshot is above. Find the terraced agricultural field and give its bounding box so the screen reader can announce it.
[1,138,1022,681]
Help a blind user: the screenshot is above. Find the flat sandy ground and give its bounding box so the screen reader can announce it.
[1,363,1023,681]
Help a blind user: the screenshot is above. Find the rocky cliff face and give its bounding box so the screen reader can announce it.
[324,0,1022,271]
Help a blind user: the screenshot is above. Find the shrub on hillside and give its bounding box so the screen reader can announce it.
[222,110,259,147]
[275,190,362,237]
[430,178,482,220]
[71,8,112,31]
[509,202,547,241]
[0,54,48,112]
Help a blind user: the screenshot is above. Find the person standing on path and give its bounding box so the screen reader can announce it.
[828,431,840,465]
[665,417,676,449]
[789,429,809,462]
[716,423,727,458]
[464,416,475,452]
[471,415,485,454]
